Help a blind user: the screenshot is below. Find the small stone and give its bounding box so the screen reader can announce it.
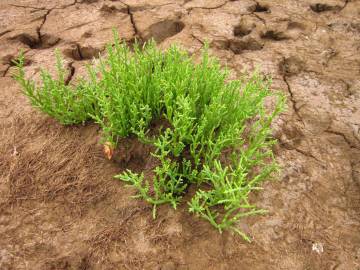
[312,243,324,254]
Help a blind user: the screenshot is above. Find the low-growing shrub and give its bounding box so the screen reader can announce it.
[14,32,285,241]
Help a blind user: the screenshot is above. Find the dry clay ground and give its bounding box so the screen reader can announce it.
[1,0,360,269]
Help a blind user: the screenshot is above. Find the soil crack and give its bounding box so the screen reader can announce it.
[9,0,78,10]
[247,1,268,24]
[65,62,75,85]
[191,34,204,45]
[76,44,84,60]
[325,129,359,149]
[0,30,12,38]
[188,1,229,10]
[60,0,78,9]
[2,65,11,77]
[340,0,350,11]
[36,9,52,48]
[293,148,326,168]
[9,4,47,10]
[282,73,304,125]
[251,13,266,24]
[119,1,141,40]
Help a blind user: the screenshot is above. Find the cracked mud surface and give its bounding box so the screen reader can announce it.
[1,0,360,269]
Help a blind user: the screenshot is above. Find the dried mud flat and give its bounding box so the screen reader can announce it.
[1,0,360,269]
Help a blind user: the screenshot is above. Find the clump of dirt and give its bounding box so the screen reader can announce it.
[1,0,360,269]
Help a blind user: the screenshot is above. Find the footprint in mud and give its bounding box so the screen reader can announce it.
[260,20,306,42]
[100,1,128,14]
[276,123,304,150]
[63,43,102,61]
[233,24,252,37]
[248,2,270,13]
[9,33,39,49]
[233,18,256,38]
[143,19,185,43]
[229,37,263,54]
[2,54,32,67]
[279,56,305,76]
[310,3,342,12]
[229,17,263,54]
[9,32,60,50]
[261,30,289,41]
[287,21,305,31]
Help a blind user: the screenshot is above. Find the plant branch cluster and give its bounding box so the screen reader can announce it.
[14,32,285,240]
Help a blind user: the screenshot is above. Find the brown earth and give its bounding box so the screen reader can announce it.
[1,0,360,269]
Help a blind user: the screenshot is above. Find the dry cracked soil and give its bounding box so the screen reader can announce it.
[1,0,360,269]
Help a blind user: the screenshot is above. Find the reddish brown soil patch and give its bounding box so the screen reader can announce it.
[1,0,360,269]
